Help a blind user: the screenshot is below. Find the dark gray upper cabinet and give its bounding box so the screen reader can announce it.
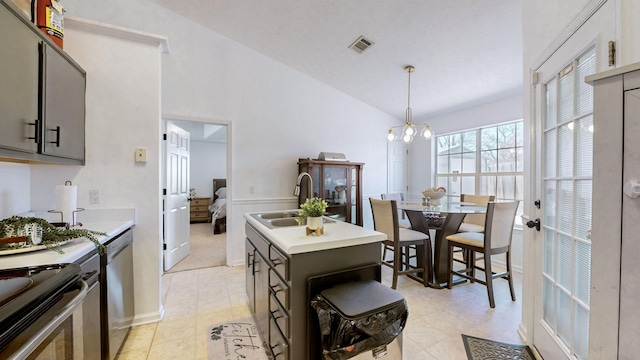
[0,0,86,165]
[0,3,40,155]
[41,43,86,161]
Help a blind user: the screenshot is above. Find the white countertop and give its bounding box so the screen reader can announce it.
[0,220,134,270]
[244,210,386,255]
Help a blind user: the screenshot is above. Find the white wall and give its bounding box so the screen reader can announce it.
[0,163,31,218]
[28,21,165,324]
[190,140,227,198]
[59,0,397,268]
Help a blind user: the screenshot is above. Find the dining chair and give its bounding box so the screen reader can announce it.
[403,209,435,284]
[381,193,411,228]
[445,201,519,308]
[452,195,495,265]
[370,198,431,289]
[458,194,495,233]
[380,193,410,263]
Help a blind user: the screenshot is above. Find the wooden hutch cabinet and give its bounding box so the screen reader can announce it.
[297,158,364,226]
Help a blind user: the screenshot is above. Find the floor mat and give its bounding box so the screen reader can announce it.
[461,334,536,360]
[208,317,270,360]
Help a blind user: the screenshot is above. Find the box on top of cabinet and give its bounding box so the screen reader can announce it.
[11,0,29,19]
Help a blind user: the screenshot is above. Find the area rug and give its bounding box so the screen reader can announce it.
[461,334,536,360]
[208,317,270,360]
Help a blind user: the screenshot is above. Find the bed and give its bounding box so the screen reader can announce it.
[209,178,227,234]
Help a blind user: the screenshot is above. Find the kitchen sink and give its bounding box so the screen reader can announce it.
[253,211,299,219]
[268,218,301,227]
[250,212,336,229]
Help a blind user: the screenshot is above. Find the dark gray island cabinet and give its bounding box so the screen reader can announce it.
[245,212,386,360]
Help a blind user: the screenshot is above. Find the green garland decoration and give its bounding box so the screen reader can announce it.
[0,216,107,255]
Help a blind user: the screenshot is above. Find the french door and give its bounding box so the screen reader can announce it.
[531,2,615,358]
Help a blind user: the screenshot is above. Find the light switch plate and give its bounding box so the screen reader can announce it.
[135,147,147,163]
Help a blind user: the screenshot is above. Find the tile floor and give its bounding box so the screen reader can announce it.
[116,264,524,359]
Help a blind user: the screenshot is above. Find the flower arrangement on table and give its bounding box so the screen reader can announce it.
[297,197,328,236]
[422,187,447,205]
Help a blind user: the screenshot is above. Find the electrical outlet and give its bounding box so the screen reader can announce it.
[249,185,255,194]
[89,190,101,204]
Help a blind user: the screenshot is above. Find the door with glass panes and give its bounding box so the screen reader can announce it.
[531,3,615,356]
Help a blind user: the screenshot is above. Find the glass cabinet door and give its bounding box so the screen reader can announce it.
[323,166,349,222]
[297,159,364,226]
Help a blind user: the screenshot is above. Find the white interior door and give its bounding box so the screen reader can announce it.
[388,141,408,196]
[530,3,614,358]
[164,121,191,271]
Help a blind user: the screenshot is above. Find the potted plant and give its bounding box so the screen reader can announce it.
[297,197,328,235]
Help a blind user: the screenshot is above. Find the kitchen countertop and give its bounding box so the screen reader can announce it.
[0,220,134,270]
[244,210,385,255]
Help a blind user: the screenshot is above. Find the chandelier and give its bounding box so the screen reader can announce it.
[387,65,434,143]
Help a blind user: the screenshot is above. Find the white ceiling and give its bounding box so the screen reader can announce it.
[149,0,523,124]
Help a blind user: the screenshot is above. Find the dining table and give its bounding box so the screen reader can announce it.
[398,202,487,288]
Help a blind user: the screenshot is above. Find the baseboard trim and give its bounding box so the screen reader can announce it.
[132,307,164,327]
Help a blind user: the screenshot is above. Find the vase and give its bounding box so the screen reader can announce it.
[306,216,324,236]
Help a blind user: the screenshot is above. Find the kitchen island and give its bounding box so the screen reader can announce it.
[244,211,386,360]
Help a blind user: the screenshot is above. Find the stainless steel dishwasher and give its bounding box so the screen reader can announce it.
[102,228,134,360]
[76,250,102,360]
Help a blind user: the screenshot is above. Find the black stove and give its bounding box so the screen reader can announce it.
[0,263,81,353]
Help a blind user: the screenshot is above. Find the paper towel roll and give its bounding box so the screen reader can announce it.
[55,184,77,224]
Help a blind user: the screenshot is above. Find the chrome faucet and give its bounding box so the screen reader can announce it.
[293,172,314,199]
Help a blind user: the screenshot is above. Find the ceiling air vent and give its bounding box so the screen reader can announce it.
[349,36,374,53]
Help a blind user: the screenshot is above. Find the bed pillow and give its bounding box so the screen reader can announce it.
[215,187,227,199]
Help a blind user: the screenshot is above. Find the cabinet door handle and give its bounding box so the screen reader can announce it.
[48,126,61,147]
[270,283,283,294]
[247,252,254,275]
[28,120,40,143]
[270,309,283,320]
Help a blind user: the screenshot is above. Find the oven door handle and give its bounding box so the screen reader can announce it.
[7,280,88,360]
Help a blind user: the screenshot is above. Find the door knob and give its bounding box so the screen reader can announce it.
[624,180,640,198]
[521,215,541,231]
[526,218,541,231]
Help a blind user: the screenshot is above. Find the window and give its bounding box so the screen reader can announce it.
[435,120,524,217]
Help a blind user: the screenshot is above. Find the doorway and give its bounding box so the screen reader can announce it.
[163,117,229,273]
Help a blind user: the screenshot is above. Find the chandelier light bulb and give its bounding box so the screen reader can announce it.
[403,123,416,137]
[387,129,396,141]
[421,125,433,139]
[402,133,413,143]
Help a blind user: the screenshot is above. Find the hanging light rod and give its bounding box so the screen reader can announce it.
[387,65,434,143]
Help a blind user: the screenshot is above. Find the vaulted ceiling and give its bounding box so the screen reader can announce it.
[148,0,523,123]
